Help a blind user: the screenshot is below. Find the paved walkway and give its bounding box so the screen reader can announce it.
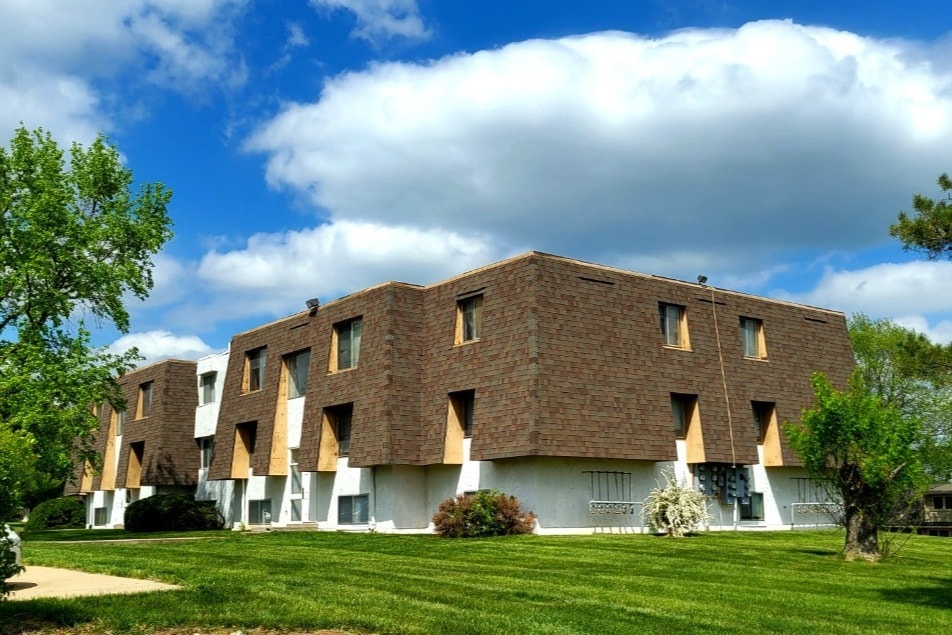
[7,566,180,600]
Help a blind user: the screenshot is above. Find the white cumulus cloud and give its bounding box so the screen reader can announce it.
[110,330,217,364]
[309,0,430,43]
[892,314,952,345]
[777,260,952,316]
[246,20,952,277]
[775,260,952,343]
[0,0,247,140]
[190,219,506,321]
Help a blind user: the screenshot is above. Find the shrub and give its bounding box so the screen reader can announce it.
[124,493,223,532]
[433,490,536,538]
[25,496,85,531]
[643,469,712,537]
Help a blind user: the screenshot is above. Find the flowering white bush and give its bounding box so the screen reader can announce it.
[643,469,712,537]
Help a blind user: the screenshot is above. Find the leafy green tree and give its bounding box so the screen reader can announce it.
[0,125,172,519]
[785,372,927,561]
[849,315,952,482]
[0,427,37,522]
[890,172,952,259]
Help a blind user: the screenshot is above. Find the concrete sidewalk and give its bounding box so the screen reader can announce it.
[7,566,180,600]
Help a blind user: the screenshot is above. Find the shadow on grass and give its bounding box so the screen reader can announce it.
[0,599,94,635]
[23,528,228,543]
[798,548,840,557]
[879,577,952,610]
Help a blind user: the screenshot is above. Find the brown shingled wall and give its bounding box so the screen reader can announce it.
[529,254,854,465]
[202,251,854,477]
[90,359,198,489]
[88,408,113,492]
[418,256,539,464]
[209,311,320,480]
[209,284,423,478]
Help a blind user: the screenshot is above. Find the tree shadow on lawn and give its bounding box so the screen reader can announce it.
[878,577,952,610]
[0,599,95,635]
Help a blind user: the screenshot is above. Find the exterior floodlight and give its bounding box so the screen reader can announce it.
[306,298,320,310]
[697,275,708,285]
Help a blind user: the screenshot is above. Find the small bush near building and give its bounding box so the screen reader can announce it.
[124,494,223,532]
[24,496,85,531]
[643,469,712,537]
[433,490,536,538]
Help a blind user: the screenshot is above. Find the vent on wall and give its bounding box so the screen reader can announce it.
[578,276,615,286]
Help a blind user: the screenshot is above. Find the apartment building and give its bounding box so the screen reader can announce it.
[68,359,199,527]
[73,252,855,532]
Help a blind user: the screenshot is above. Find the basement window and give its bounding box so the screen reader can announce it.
[338,494,369,525]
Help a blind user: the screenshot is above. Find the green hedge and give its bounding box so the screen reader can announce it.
[124,493,223,532]
[25,496,85,531]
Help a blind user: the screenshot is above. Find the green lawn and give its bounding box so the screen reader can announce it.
[4,529,951,634]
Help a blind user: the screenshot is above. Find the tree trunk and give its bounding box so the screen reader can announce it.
[843,507,879,561]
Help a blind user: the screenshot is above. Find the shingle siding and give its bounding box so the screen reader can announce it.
[83,251,854,492]
[88,359,198,490]
[213,252,852,474]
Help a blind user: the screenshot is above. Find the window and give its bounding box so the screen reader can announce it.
[115,409,126,437]
[94,507,108,526]
[332,318,362,371]
[127,441,144,489]
[333,405,353,456]
[290,450,302,495]
[237,422,257,455]
[199,437,214,469]
[249,499,272,525]
[286,350,310,399]
[232,422,257,477]
[319,403,354,471]
[456,295,483,343]
[289,449,304,521]
[752,401,775,442]
[338,494,369,524]
[934,496,952,510]
[740,492,764,521]
[199,372,217,405]
[659,303,688,348]
[450,390,475,438]
[245,348,266,392]
[670,394,697,438]
[137,382,153,418]
[740,317,767,359]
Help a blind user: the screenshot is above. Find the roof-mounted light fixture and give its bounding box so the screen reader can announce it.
[697,275,708,286]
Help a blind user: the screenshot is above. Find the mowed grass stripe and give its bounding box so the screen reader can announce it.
[4,530,951,634]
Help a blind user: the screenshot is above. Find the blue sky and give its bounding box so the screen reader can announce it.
[3,1,952,362]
